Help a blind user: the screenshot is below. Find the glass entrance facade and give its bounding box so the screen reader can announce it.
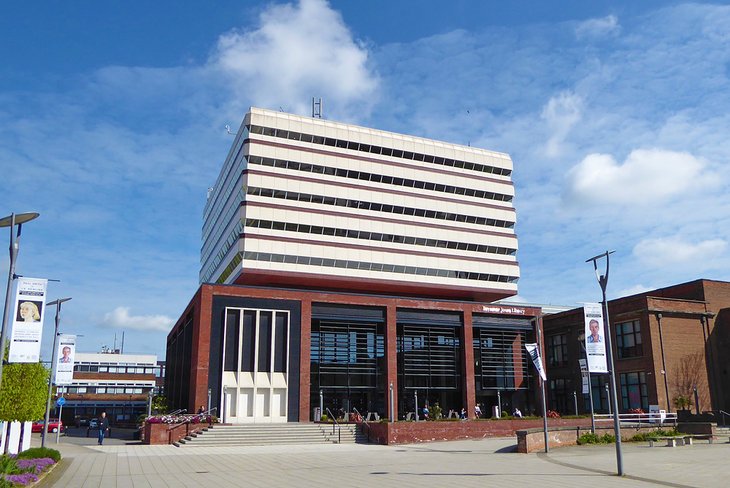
[310,320,385,420]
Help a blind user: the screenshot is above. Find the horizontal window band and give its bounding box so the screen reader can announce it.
[248,155,513,203]
[241,250,519,284]
[246,186,515,230]
[247,125,511,177]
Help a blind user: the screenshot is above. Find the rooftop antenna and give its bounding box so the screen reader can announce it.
[312,97,323,119]
[225,124,238,135]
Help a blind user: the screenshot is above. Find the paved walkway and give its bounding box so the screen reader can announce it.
[37,436,730,488]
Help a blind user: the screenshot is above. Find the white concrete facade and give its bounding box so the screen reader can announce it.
[201,107,520,300]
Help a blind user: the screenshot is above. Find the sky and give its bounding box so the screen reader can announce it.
[1,0,729,358]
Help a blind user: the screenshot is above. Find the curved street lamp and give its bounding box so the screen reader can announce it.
[0,212,40,389]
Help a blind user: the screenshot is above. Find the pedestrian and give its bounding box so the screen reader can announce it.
[98,412,110,445]
[460,407,467,420]
[198,405,206,414]
[474,404,482,419]
[512,407,523,418]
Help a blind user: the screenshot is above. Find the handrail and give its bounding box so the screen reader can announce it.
[594,412,678,425]
[165,408,217,443]
[168,408,187,415]
[719,410,730,426]
[352,407,369,443]
[325,407,341,444]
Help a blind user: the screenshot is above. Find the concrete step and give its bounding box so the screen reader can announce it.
[177,423,368,448]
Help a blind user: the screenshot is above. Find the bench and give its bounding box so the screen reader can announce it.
[681,434,715,445]
[649,435,717,447]
[649,436,682,447]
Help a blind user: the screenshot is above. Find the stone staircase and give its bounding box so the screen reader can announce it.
[176,423,368,447]
[715,426,730,437]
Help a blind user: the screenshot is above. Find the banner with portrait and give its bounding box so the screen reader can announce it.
[583,302,608,373]
[8,277,48,363]
[55,334,76,385]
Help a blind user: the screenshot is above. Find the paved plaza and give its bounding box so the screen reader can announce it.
[36,435,729,488]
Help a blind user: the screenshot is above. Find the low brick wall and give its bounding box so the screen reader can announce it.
[365,418,593,445]
[516,425,680,453]
[143,422,209,445]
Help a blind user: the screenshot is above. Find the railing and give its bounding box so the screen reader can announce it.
[352,407,369,443]
[594,412,678,426]
[719,410,729,426]
[166,408,217,444]
[167,408,187,416]
[325,408,341,444]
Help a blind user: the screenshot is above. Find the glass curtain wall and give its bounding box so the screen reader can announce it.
[473,326,531,417]
[310,320,385,420]
[397,324,462,419]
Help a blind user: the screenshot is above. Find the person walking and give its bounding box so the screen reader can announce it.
[98,412,110,445]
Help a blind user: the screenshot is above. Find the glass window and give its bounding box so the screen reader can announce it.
[224,309,240,372]
[242,311,256,372]
[616,320,643,358]
[620,372,648,411]
[258,312,272,372]
[274,313,288,373]
[547,334,568,367]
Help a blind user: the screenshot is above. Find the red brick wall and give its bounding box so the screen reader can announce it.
[366,417,593,445]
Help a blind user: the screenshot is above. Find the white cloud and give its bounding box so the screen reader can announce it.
[541,91,583,158]
[563,148,710,206]
[100,307,174,332]
[633,237,727,269]
[209,0,379,120]
[575,15,620,40]
[615,284,652,298]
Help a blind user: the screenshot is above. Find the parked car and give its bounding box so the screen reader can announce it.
[89,418,99,429]
[31,419,63,433]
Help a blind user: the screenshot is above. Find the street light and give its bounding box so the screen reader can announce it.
[41,297,71,448]
[0,212,39,389]
[586,250,623,476]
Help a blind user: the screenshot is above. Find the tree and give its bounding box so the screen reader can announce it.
[151,395,168,414]
[0,362,49,422]
[671,352,709,412]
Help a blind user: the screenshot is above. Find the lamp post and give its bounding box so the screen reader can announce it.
[586,250,623,476]
[0,212,39,389]
[42,297,71,448]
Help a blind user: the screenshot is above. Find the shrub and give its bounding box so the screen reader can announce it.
[577,432,616,445]
[16,447,61,463]
[577,432,600,445]
[630,429,680,442]
[319,414,329,423]
[0,456,19,475]
[0,477,13,488]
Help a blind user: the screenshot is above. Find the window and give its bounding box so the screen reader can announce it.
[619,372,648,411]
[547,334,568,367]
[548,378,571,414]
[616,320,643,358]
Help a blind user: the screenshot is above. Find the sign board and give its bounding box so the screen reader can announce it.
[8,277,48,362]
[55,335,76,385]
[582,373,590,394]
[56,397,66,407]
[583,303,608,373]
[578,358,588,373]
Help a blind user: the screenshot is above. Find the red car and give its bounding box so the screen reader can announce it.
[31,419,63,433]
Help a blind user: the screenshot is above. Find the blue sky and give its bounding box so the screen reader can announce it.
[2,0,729,358]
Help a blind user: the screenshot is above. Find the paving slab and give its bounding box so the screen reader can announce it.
[35,436,730,488]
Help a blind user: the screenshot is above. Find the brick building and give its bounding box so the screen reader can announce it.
[60,352,158,425]
[542,279,730,415]
[166,108,545,423]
